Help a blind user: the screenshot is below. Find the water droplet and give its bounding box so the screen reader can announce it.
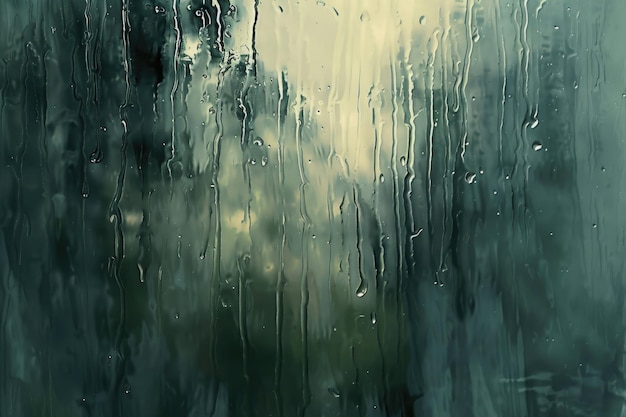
[154,5,165,13]
[532,141,543,151]
[360,12,370,22]
[123,385,131,395]
[370,312,377,324]
[592,223,598,229]
[90,147,103,163]
[472,32,480,42]
[328,387,340,398]
[356,282,368,298]
[379,174,385,183]
[81,183,90,198]
[465,172,476,184]
[253,137,264,146]
[250,158,257,165]
[419,15,426,25]
[400,156,406,166]
[186,4,193,11]
[174,313,179,319]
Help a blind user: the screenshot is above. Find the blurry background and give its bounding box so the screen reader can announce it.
[1,0,626,416]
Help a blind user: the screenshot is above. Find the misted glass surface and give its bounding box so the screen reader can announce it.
[1,0,626,416]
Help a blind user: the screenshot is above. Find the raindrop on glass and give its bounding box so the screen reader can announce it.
[356,282,368,298]
[90,148,103,163]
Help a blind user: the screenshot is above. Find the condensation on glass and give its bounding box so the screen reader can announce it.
[1,0,625,416]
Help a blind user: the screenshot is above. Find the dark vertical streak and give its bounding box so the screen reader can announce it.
[250,0,260,77]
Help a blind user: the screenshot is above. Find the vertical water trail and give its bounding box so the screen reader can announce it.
[402,52,418,282]
[167,0,183,184]
[459,0,476,164]
[353,185,367,299]
[582,2,604,287]
[494,0,507,185]
[108,0,132,413]
[267,12,288,413]
[295,102,311,415]
[237,253,250,385]
[388,54,406,378]
[212,0,225,55]
[209,56,227,391]
[274,70,286,417]
[425,29,439,282]
[370,74,385,295]
[80,0,95,394]
[515,0,534,230]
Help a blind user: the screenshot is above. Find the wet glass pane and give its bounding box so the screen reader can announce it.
[2,0,626,416]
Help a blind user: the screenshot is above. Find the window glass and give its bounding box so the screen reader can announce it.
[1,1,625,416]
